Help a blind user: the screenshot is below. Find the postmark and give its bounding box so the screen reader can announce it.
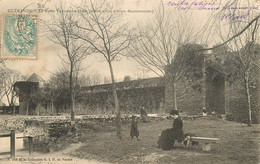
[0,13,38,59]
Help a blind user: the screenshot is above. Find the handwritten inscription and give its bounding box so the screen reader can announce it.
[222,1,258,10]
[166,0,259,20]
[219,10,250,20]
[167,0,218,12]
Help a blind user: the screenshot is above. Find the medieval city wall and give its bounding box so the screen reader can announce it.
[164,78,204,115]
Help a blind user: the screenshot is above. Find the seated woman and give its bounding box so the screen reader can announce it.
[171,110,184,142]
[157,110,184,150]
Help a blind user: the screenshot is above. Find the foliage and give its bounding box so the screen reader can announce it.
[49,122,71,138]
[79,72,103,87]
[0,67,24,107]
[0,116,25,132]
[123,75,131,82]
[171,44,205,83]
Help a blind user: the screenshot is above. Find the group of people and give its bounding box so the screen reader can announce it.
[130,108,184,150]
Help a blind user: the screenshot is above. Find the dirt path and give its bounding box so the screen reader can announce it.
[0,143,111,164]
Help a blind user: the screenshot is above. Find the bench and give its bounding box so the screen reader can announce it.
[189,137,220,151]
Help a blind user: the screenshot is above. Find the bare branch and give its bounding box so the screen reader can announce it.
[201,14,260,51]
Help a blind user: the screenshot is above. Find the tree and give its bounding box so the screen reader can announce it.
[213,0,260,126]
[46,2,91,121]
[103,76,111,84]
[129,1,204,111]
[0,67,24,114]
[45,71,70,115]
[75,0,132,139]
[80,72,103,86]
[201,0,260,51]
[44,72,65,115]
[0,61,6,101]
[226,43,259,126]
[123,75,131,82]
[134,68,150,80]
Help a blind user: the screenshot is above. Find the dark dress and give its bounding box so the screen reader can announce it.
[130,120,139,137]
[172,117,184,142]
[157,117,184,150]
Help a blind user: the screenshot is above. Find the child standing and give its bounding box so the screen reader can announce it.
[130,115,139,140]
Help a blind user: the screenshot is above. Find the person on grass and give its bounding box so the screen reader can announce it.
[130,115,140,140]
[157,110,184,150]
[140,106,149,123]
[171,109,184,143]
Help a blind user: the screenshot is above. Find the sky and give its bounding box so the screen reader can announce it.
[0,0,160,81]
[0,0,259,81]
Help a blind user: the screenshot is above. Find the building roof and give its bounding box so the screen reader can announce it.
[14,81,39,90]
[27,73,45,83]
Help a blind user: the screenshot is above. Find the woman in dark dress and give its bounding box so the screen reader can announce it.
[130,115,139,140]
[158,110,184,150]
[171,110,184,142]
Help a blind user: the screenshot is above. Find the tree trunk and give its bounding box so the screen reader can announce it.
[5,91,10,114]
[56,105,59,116]
[37,105,40,116]
[8,104,12,115]
[108,61,119,112]
[244,72,252,127]
[201,53,207,113]
[26,99,30,115]
[51,100,54,115]
[108,60,122,139]
[10,86,15,115]
[173,82,178,110]
[70,62,75,121]
[71,97,75,120]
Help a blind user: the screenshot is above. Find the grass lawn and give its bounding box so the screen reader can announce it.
[70,116,259,164]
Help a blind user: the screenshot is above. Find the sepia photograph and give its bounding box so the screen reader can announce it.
[0,0,259,163]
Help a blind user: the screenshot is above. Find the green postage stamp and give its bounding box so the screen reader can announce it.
[0,13,38,59]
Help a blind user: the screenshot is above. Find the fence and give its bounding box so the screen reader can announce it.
[0,130,15,158]
[0,106,19,115]
[16,136,34,155]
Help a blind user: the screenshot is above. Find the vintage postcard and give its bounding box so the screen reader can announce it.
[0,0,259,163]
